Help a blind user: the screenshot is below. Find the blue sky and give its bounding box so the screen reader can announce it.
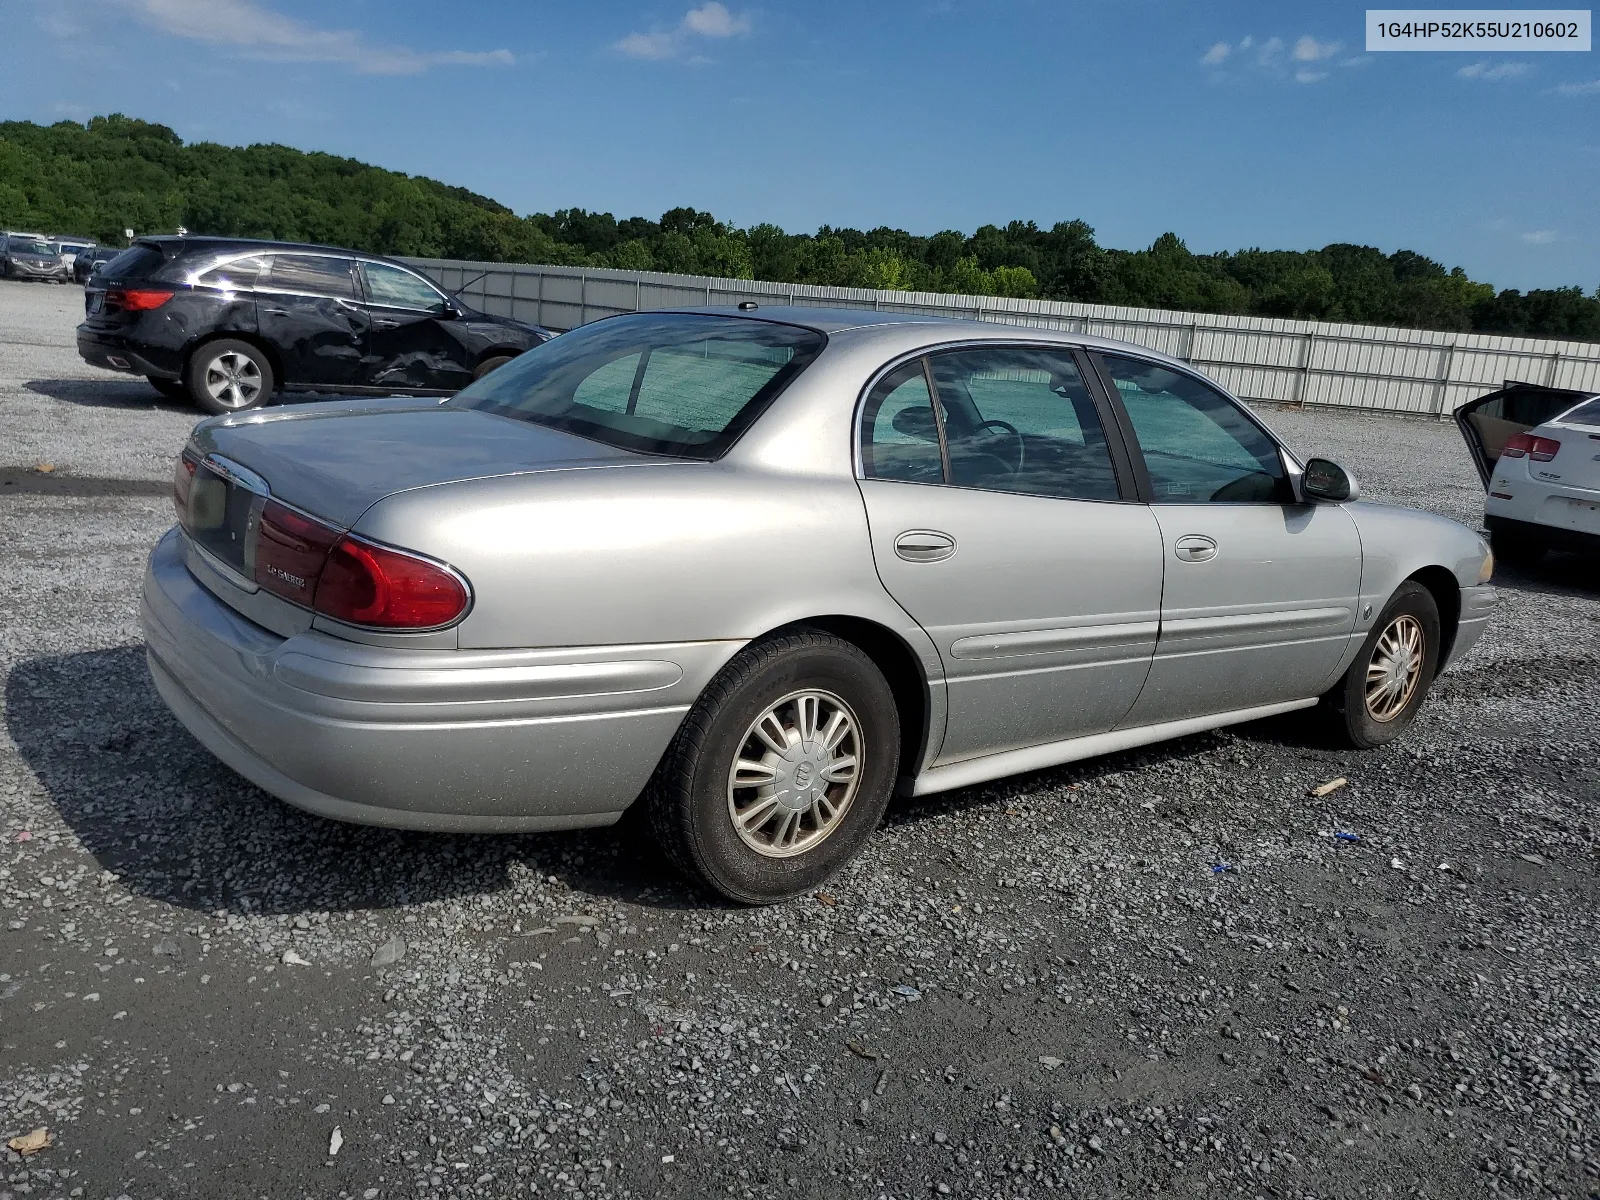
[5,0,1599,292]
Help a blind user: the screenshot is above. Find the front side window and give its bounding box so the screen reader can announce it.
[449,313,825,459]
[362,262,447,312]
[263,254,356,299]
[928,346,1121,501]
[1100,354,1289,503]
[860,362,944,484]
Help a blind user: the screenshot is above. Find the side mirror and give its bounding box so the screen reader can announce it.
[438,300,462,320]
[1301,457,1359,503]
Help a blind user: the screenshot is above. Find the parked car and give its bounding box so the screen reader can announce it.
[73,245,117,284]
[1,231,71,283]
[52,237,96,276]
[1455,381,1600,564]
[77,236,553,413]
[142,307,1496,903]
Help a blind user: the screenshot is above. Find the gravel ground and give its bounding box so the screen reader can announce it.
[2,278,1597,1200]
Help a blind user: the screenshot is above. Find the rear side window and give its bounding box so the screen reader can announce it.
[193,255,266,289]
[451,313,825,459]
[263,254,356,299]
[97,244,165,279]
[1560,397,1600,429]
[860,361,945,484]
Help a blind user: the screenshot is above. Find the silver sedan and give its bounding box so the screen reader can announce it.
[142,308,1496,902]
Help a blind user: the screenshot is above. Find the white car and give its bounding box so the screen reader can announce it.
[1456,382,1600,565]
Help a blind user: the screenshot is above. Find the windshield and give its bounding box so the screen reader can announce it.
[448,313,826,459]
[8,239,53,256]
[1560,397,1600,429]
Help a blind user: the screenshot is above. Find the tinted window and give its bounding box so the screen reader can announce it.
[194,255,266,289]
[362,262,446,311]
[860,361,944,484]
[1559,397,1600,428]
[1101,355,1289,503]
[264,254,355,299]
[450,313,824,459]
[97,244,165,279]
[929,346,1120,501]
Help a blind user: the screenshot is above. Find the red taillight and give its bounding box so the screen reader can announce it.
[254,501,340,605]
[315,536,469,630]
[172,453,196,519]
[1502,433,1561,462]
[109,287,174,312]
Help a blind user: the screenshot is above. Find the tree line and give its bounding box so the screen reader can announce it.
[3,114,1597,341]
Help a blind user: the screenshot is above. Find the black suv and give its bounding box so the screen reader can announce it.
[77,236,552,413]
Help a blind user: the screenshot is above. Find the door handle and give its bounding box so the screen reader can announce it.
[1174,534,1218,563]
[895,530,956,562]
[372,318,402,329]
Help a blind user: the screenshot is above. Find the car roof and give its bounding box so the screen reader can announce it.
[656,304,1196,370]
[136,234,416,269]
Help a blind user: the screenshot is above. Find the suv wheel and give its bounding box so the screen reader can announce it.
[645,629,900,905]
[1324,581,1441,749]
[186,339,275,414]
[473,354,514,380]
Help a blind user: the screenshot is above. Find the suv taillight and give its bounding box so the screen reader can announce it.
[1502,433,1561,462]
[107,287,174,312]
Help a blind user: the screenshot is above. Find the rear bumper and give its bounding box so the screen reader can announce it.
[76,326,180,379]
[1485,513,1600,556]
[141,527,738,832]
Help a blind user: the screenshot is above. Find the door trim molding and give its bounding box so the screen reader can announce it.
[905,697,1317,796]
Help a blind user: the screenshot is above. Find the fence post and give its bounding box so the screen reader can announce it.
[1182,321,1198,364]
[1293,332,1316,407]
[1432,343,1457,416]
[635,276,642,313]
[1543,350,1562,386]
[578,272,587,326]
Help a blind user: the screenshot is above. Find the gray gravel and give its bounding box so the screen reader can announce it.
[2,278,1597,1199]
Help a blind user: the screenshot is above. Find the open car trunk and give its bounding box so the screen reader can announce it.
[1453,382,1596,489]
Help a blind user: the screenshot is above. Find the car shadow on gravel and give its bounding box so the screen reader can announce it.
[6,646,706,919]
[25,377,188,409]
[1490,553,1600,599]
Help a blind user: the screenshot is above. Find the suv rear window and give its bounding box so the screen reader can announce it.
[98,244,166,280]
[1560,397,1600,429]
[449,313,825,459]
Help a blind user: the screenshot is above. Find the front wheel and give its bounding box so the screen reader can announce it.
[645,629,900,905]
[1323,581,1441,748]
[185,339,275,414]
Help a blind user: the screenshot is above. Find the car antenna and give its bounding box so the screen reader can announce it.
[455,269,490,293]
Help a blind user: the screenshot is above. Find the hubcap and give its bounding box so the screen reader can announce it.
[1365,613,1425,722]
[203,351,263,409]
[726,690,862,859]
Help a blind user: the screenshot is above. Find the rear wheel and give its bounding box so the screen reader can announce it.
[472,354,514,381]
[1489,527,1545,568]
[1324,581,1441,749]
[645,629,899,905]
[185,339,275,414]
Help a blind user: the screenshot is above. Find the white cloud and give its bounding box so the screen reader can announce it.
[683,3,750,38]
[1295,68,1328,84]
[1520,230,1559,245]
[1293,35,1341,61]
[1554,78,1600,95]
[1256,36,1285,65]
[1459,61,1530,81]
[122,0,513,75]
[616,2,751,60]
[1201,41,1231,65]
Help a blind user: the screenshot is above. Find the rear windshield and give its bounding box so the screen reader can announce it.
[1560,397,1600,429]
[449,313,825,459]
[97,244,166,280]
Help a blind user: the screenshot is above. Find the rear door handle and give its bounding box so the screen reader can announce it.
[895,530,956,562]
[1174,534,1218,562]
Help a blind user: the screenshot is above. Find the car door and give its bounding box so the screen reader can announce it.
[254,253,366,389]
[1453,383,1594,488]
[856,344,1165,764]
[357,260,473,393]
[1092,352,1362,726]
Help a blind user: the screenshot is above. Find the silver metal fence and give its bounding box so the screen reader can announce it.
[404,258,1600,417]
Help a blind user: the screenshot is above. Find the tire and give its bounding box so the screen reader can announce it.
[1489,527,1545,569]
[1324,581,1441,749]
[185,339,275,414]
[148,377,189,402]
[473,354,514,381]
[645,629,900,905]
